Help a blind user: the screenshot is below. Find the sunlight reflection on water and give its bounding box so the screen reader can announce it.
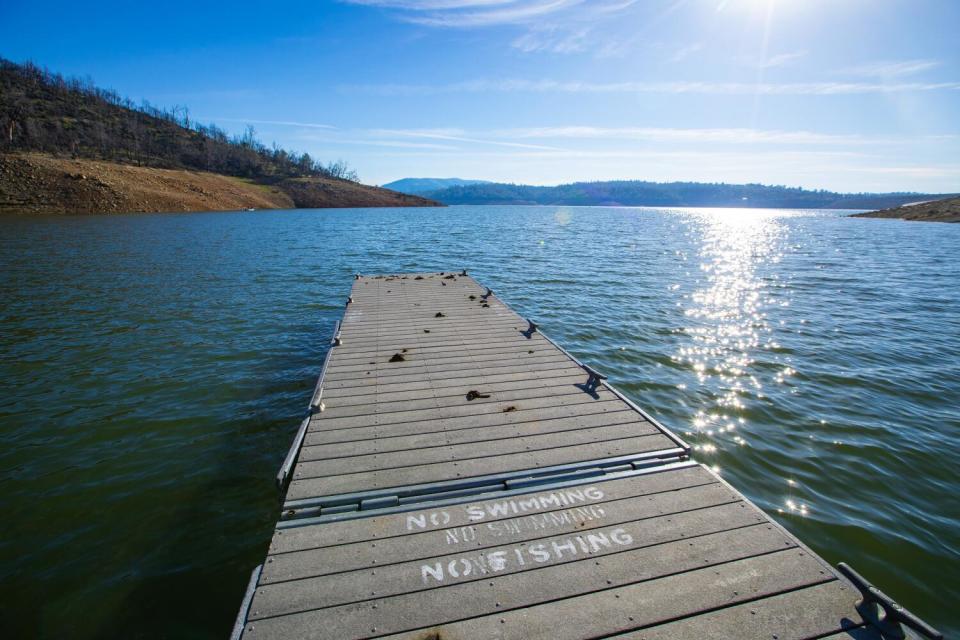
[673,208,807,515]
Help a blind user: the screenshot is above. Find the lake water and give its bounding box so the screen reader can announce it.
[1,205,958,638]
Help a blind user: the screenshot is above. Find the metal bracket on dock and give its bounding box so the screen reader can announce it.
[523,318,538,338]
[583,365,608,392]
[482,287,493,299]
[331,319,343,346]
[837,563,942,639]
[516,309,691,456]
[346,296,353,306]
[461,269,468,276]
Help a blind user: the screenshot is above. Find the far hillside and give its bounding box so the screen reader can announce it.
[382,177,491,195]
[421,180,953,210]
[0,58,439,213]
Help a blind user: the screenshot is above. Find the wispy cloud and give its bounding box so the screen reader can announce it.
[345,0,648,58]
[499,126,865,145]
[839,59,940,78]
[511,25,589,54]
[341,78,960,96]
[211,118,337,129]
[369,128,565,150]
[343,0,588,27]
[369,126,958,148]
[757,50,807,69]
[670,42,703,63]
[342,139,460,150]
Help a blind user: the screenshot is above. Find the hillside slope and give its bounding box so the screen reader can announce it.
[851,196,960,223]
[0,58,441,212]
[0,153,436,214]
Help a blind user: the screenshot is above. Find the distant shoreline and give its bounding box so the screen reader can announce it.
[851,196,960,223]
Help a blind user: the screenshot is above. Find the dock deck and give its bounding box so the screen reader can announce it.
[233,272,939,640]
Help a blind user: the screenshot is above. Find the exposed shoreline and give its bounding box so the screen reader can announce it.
[0,153,442,215]
[851,196,960,223]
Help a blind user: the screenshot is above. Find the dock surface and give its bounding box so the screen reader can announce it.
[234,272,934,640]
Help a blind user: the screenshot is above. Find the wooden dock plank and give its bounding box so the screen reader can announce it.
[244,468,843,640]
[299,410,649,458]
[608,581,875,640]
[236,272,894,640]
[306,389,626,432]
[303,399,631,445]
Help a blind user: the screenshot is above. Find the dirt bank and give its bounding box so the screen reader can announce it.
[0,153,440,214]
[851,196,960,223]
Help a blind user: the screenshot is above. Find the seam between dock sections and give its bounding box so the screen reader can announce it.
[291,432,672,481]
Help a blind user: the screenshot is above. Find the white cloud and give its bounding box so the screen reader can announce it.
[344,0,587,27]
[511,25,589,53]
[341,78,960,95]
[758,50,807,69]
[499,126,866,145]
[370,127,566,150]
[343,1,518,9]
[839,59,940,78]
[344,0,643,32]
[211,118,337,129]
[670,43,703,63]
[366,126,959,148]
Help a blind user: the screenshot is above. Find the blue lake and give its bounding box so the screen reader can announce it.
[1,205,958,637]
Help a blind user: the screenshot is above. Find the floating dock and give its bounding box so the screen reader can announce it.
[233,272,940,640]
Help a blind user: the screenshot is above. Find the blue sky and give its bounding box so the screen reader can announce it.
[2,0,959,192]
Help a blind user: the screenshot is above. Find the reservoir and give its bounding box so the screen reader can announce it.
[1,205,957,637]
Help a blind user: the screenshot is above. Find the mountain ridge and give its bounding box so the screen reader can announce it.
[382,177,491,195]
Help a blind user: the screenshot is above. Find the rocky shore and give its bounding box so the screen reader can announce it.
[851,196,960,223]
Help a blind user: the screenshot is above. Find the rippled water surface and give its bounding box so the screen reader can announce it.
[1,206,958,638]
